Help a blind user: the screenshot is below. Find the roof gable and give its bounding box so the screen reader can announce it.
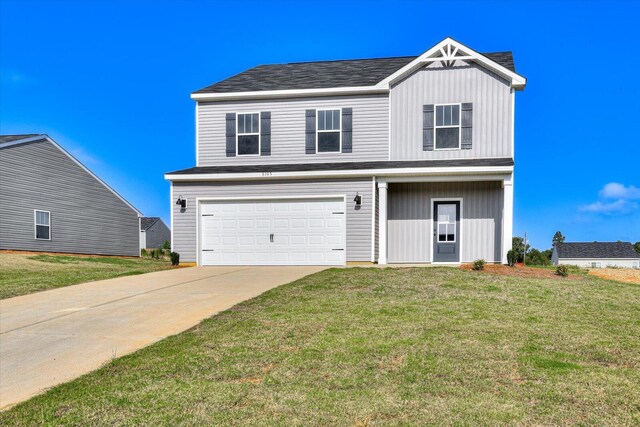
[556,242,640,259]
[1,134,142,216]
[378,37,525,90]
[192,37,525,101]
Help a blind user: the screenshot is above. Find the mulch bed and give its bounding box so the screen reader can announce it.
[460,263,581,280]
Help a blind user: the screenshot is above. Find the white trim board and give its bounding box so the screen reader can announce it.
[166,166,514,182]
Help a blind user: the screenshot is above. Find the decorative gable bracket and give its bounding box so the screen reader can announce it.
[376,37,527,91]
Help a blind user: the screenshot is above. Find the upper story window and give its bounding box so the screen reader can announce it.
[34,210,50,240]
[435,104,460,150]
[237,113,260,155]
[317,109,341,152]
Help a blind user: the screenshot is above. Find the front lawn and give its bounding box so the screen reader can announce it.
[0,252,174,299]
[2,267,639,425]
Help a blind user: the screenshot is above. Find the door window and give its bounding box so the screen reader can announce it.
[437,203,456,242]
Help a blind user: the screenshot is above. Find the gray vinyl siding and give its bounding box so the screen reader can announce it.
[143,220,171,249]
[197,95,389,165]
[387,181,503,263]
[172,178,372,263]
[0,140,139,256]
[390,63,512,160]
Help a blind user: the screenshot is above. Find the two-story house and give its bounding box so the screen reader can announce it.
[165,37,526,266]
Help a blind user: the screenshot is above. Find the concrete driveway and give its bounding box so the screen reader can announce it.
[0,266,325,409]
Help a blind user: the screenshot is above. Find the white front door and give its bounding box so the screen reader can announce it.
[199,197,346,266]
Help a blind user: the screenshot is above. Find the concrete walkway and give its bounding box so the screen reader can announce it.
[0,266,325,409]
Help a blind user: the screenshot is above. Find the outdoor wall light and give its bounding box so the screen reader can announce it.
[176,195,187,209]
[354,193,362,206]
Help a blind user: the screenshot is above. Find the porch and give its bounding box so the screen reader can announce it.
[376,174,513,265]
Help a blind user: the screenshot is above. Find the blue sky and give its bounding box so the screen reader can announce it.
[1,0,639,250]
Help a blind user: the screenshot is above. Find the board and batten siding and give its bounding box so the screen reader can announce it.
[0,140,140,256]
[387,181,503,263]
[197,95,389,165]
[172,178,372,263]
[390,63,513,160]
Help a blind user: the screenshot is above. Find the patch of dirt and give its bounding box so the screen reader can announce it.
[588,268,640,285]
[460,264,582,280]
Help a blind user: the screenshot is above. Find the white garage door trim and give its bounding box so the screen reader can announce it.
[196,195,347,266]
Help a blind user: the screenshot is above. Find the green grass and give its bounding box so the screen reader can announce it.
[2,267,639,425]
[0,253,173,299]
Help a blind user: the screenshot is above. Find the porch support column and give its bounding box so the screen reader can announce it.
[378,179,388,265]
[502,174,514,264]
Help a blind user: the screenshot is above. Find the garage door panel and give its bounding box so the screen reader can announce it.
[200,197,345,266]
[273,219,289,229]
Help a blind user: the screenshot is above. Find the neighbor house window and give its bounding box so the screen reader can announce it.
[237,113,260,155]
[317,109,341,152]
[34,210,50,240]
[435,104,460,150]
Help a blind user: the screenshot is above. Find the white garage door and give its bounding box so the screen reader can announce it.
[199,197,346,266]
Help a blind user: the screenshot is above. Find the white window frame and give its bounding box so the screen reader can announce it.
[316,108,342,153]
[236,112,261,156]
[34,209,51,241]
[434,103,461,151]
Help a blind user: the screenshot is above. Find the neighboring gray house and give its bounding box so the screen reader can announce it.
[552,242,640,268]
[165,37,527,266]
[0,134,141,256]
[140,217,171,250]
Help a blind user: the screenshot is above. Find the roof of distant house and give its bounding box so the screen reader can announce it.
[140,217,161,231]
[555,242,640,259]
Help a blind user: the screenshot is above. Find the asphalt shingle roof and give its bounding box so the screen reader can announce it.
[555,242,640,259]
[194,52,516,94]
[140,217,160,231]
[0,134,44,146]
[166,158,514,175]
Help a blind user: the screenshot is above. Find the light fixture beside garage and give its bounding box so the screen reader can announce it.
[176,195,187,209]
[353,193,362,206]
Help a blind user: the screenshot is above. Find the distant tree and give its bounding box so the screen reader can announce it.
[634,241,640,256]
[512,237,529,263]
[162,240,171,250]
[552,231,566,247]
[525,249,552,266]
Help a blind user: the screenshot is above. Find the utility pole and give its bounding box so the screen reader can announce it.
[523,232,527,266]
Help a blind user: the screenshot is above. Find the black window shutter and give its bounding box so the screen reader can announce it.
[423,105,434,151]
[225,113,236,157]
[461,103,473,150]
[305,109,316,154]
[341,108,352,153]
[260,111,271,156]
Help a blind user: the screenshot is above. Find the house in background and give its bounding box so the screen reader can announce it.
[0,134,141,257]
[166,37,526,266]
[140,217,171,250]
[552,242,640,268]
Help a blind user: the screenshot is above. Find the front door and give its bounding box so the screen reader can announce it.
[433,201,460,263]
